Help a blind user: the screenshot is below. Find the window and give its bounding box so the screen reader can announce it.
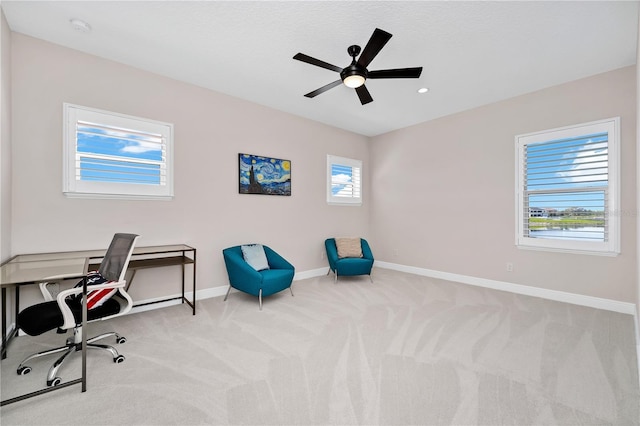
[327,155,362,205]
[515,117,619,255]
[63,103,174,199]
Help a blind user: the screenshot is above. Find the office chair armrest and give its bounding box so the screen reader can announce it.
[39,282,55,301]
[56,280,126,330]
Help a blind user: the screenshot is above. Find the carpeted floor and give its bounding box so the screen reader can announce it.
[1,268,638,425]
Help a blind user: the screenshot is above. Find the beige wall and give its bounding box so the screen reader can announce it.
[370,66,637,303]
[7,31,639,307]
[10,34,370,302]
[1,10,11,263]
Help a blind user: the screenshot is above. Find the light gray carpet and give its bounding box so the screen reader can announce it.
[1,268,638,425]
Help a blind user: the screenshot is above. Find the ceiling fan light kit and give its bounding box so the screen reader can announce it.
[342,65,367,89]
[293,28,423,105]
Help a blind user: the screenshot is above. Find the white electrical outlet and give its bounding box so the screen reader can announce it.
[506,262,514,272]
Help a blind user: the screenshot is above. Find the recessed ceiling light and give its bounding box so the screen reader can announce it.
[417,87,429,94]
[70,18,91,34]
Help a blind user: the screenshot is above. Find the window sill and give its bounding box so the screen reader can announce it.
[64,192,174,201]
[516,244,619,257]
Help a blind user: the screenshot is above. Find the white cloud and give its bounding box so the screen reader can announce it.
[558,143,608,183]
[332,173,352,184]
[121,142,160,154]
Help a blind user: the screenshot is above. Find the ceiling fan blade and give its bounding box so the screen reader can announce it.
[293,53,343,73]
[368,67,423,79]
[355,85,373,105]
[304,80,343,98]
[356,28,392,68]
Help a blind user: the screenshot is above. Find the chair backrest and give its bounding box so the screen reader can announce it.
[99,233,139,282]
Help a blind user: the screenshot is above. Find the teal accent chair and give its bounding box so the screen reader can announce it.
[222,245,295,310]
[325,238,374,283]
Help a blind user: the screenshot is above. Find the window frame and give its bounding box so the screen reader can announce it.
[63,103,174,200]
[515,117,620,256]
[326,155,362,206]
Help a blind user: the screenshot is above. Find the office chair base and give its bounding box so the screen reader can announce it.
[17,328,127,386]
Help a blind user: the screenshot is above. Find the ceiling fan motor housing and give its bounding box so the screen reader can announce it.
[341,44,367,83]
[347,44,361,58]
[340,64,368,82]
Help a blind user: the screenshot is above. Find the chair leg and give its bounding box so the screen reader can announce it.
[334,271,338,283]
[258,288,263,311]
[289,286,294,297]
[87,343,119,358]
[369,274,373,283]
[46,347,75,386]
[18,344,72,369]
[87,331,117,344]
[223,285,232,301]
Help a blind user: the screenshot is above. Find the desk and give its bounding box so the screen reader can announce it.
[0,256,88,406]
[87,244,197,315]
[0,244,196,405]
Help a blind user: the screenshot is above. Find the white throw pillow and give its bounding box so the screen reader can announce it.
[241,244,270,271]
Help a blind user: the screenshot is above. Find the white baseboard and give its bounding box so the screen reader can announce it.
[130,285,228,314]
[129,268,330,314]
[294,267,329,281]
[374,261,637,316]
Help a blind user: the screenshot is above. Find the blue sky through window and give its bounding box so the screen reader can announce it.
[526,132,607,213]
[331,164,353,196]
[76,123,163,185]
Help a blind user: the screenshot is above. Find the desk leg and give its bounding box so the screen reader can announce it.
[1,286,19,360]
[81,276,87,392]
[192,250,196,315]
[181,262,185,306]
[1,287,6,359]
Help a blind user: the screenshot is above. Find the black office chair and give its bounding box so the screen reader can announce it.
[16,233,139,386]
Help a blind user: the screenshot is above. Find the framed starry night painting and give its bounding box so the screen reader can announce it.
[238,153,291,196]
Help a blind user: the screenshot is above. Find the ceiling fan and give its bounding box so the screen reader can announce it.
[293,28,423,105]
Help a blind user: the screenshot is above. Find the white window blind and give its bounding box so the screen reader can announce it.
[516,118,619,255]
[63,104,174,199]
[327,155,362,205]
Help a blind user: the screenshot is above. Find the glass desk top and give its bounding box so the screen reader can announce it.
[1,244,195,287]
[0,257,88,286]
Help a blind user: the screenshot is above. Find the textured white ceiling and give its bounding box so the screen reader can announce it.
[2,1,638,137]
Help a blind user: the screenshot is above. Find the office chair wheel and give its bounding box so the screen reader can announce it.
[116,336,126,344]
[114,355,125,363]
[48,377,62,387]
[17,366,31,375]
